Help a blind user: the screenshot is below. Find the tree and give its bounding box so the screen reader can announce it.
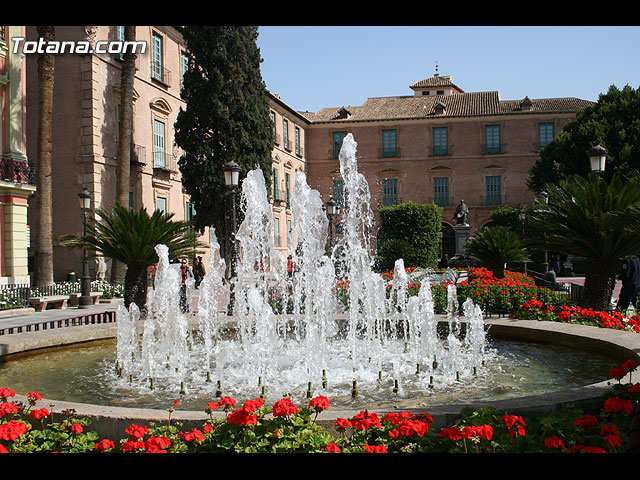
[112,25,137,285]
[464,225,531,279]
[61,204,205,311]
[528,85,640,193]
[526,174,640,310]
[34,26,55,287]
[174,26,274,267]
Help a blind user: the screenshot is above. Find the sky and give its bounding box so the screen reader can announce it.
[256,26,640,114]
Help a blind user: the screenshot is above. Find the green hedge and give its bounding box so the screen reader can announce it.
[377,202,442,271]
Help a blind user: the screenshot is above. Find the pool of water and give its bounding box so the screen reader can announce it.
[0,338,615,412]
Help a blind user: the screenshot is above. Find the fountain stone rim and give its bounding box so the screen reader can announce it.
[2,315,638,440]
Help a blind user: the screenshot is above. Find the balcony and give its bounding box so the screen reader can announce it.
[0,158,35,185]
[150,62,171,87]
[152,150,178,173]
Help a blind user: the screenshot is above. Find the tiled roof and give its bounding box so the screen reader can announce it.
[303,92,594,123]
[409,75,460,89]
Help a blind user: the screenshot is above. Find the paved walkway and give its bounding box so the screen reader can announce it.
[557,276,623,300]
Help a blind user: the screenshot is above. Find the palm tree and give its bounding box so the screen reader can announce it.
[112,25,137,285]
[464,225,531,279]
[34,26,55,287]
[61,203,205,310]
[526,173,640,311]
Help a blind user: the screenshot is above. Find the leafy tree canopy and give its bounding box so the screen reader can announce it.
[528,84,640,192]
[175,26,274,256]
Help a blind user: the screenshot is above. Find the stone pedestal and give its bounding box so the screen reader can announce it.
[453,224,471,256]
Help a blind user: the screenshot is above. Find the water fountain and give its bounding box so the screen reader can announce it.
[112,134,490,408]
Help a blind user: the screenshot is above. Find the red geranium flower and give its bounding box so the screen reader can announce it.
[26,392,42,401]
[0,388,15,401]
[544,436,565,450]
[600,423,620,436]
[363,444,388,453]
[29,407,49,420]
[309,395,330,411]
[334,418,352,430]
[0,420,29,441]
[324,442,341,453]
[125,423,149,439]
[439,427,462,441]
[69,423,83,434]
[94,439,115,452]
[574,414,599,429]
[0,402,19,418]
[603,396,634,414]
[603,434,623,448]
[272,397,299,417]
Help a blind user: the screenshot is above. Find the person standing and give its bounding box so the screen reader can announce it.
[95,255,107,282]
[180,259,192,312]
[193,256,206,289]
[617,257,640,312]
[148,263,157,289]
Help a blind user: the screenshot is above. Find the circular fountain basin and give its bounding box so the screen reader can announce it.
[1,316,638,440]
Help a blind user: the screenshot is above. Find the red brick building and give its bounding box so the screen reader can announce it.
[301,73,592,258]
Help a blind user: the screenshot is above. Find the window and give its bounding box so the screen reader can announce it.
[274,216,280,247]
[295,127,301,155]
[485,125,501,154]
[181,51,188,86]
[287,219,292,246]
[485,176,502,206]
[151,31,163,82]
[539,123,554,149]
[333,179,346,208]
[186,202,195,222]
[115,26,125,61]
[285,172,291,203]
[382,178,398,206]
[156,196,167,214]
[273,167,279,200]
[333,131,347,158]
[153,119,166,168]
[433,127,448,156]
[283,119,289,150]
[382,129,397,157]
[433,177,449,207]
[270,111,276,142]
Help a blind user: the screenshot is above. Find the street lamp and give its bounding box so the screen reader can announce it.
[78,187,92,308]
[518,206,527,275]
[588,144,608,175]
[539,190,550,274]
[326,195,338,249]
[224,160,241,315]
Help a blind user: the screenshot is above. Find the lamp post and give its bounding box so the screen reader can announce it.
[518,206,527,275]
[539,190,550,274]
[588,144,608,176]
[326,195,338,249]
[224,160,241,315]
[78,187,92,308]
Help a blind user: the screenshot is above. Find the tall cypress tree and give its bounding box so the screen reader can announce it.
[175,26,273,263]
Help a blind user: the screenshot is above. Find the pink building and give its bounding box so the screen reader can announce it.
[0,26,36,285]
[23,26,210,281]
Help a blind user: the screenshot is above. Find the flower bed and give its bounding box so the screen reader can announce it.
[513,298,640,333]
[1,359,638,453]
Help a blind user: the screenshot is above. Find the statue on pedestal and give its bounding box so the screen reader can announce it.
[453,200,469,226]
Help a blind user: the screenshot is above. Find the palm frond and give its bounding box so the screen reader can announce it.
[61,204,206,268]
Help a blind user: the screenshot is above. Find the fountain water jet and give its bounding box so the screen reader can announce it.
[115,133,489,407]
